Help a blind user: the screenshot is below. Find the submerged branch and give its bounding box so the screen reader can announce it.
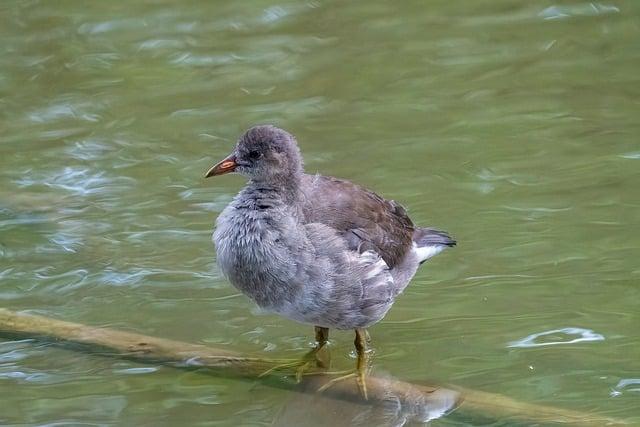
[0,308,627,426]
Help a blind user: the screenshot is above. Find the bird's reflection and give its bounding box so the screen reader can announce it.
[272,367,460,427]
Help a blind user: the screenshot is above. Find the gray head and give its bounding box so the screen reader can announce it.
[205,125,303,184]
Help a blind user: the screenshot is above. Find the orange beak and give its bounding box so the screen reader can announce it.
[204,154,237,178]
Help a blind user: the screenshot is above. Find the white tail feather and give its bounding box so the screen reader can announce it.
[412,242,446,263]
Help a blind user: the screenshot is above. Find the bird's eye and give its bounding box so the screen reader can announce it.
[247,150,262,160]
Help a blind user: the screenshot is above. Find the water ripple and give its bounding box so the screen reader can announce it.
[610,378,640,397]
[15,167,135,197]
[169,52,240,67]
[138,39,185,52]
[262,6,290,23]
[620,152,640,160]
[78,18,147,35]
[0,371,51,382]
[99,268,153,287]
[34,268,90,293]
[28,103,101,123]
[64,139,114,161]
[47,232,84,253]
[508,327,605,348]
[539,3,620,20]
[113,367,159,375]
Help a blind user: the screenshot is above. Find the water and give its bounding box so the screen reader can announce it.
[1,0,639,425]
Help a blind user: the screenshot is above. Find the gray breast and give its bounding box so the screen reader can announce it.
[214,199,305,311]
[214,202,397,330]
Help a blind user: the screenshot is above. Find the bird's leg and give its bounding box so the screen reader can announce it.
[318,328,370,400]
[363,329,371,345]
[354,328,369,399]
[259,326,330,381]
[312,326,330,369]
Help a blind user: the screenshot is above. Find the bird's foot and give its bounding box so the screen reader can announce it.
[317,328,371,399]
[258,359,311,382]
[317,366,369,400]
[259,346,330,382]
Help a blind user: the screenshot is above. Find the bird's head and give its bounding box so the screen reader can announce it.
[205,125,303,184]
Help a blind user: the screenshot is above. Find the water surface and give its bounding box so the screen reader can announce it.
[1,0,639,425]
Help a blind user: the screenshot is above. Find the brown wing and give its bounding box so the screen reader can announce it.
[299,174,414,268]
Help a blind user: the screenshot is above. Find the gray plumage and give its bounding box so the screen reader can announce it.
[211,125,455,330]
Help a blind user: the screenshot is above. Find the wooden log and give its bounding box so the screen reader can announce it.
[0,308,628,426]
[0,308,460,419]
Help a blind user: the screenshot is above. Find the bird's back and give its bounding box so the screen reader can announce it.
[299,174,415,268]
[298,173,455,290]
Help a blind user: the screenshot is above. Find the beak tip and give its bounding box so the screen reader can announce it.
[204,154,237,178]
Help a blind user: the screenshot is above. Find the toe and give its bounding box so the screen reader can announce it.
[357,372,368,400]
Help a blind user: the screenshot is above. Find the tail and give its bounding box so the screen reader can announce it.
[412,228,456,264]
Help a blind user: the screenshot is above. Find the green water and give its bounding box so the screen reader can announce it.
[1,1,639,425]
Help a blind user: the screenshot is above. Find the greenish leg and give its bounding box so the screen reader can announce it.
[354,328,369,399]
[318,328,370,400]
[259,326,330,380]
[313,326,330,369]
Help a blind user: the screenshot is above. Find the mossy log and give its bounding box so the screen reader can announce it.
[0,308,627,426]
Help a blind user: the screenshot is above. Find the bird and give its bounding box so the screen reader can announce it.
[205,125,455,399]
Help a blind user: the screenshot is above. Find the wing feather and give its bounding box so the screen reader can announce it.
[300,174,414,268]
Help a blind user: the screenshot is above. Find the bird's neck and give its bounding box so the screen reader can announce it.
[246,175,302,205]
